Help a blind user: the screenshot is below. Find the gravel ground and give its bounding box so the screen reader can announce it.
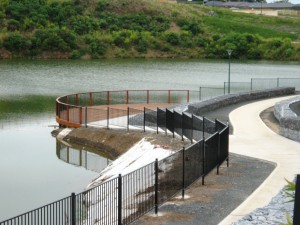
[132,154,275,225]
[132,99,287,225]
[232,187,294,225]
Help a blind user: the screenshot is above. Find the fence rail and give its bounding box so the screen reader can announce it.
[198,77,300,100]
[56,90,195,128]
[2,97,229,225]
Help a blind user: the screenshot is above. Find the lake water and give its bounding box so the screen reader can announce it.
[0,59,299,221]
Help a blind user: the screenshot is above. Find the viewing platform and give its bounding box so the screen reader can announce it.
[56,90,194,128]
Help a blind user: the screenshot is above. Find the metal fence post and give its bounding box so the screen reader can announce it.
[89,92,93,106]
[202,137,206,185]
[155,159,159,214]
[144,107,146,132]
[223,82,226,95]
[251,78,253,91]
[277,78,280,88]
[202,116,205,139]
[294,174,300,225]
[217,132,220,175]
[199,87,201,100]
[85,107,87,128]
[181,113,184,141]
[227,121,229,167]
[107,107,110,129]
[127,107,129,131]
[118,174,122,225]
[182,147,185,198]
[71,193,76,225]
[156,108,159,134]
[107,91,110,105]
[191,114,194,144]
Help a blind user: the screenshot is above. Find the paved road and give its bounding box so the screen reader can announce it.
[133,96,300,225]
[219,96,300,225]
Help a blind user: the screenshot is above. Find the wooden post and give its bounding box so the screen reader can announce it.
[168,90,171,104]
[187,90,190,103]
[85,107,87,128]
[79,107,82,125]
[67,105,70,122]
[75,94,78,106]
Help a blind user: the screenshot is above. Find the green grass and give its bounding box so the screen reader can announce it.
[202,16,297,40]
[0,0,299,60]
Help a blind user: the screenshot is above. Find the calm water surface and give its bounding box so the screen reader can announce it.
[0,59,299,221]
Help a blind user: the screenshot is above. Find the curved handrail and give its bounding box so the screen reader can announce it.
[56,90,193,128]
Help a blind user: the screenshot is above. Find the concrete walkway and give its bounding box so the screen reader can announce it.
[219,96,300,225]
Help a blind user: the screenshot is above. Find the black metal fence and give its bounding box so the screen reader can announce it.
[294,174,300,225]
[1,108,229,225]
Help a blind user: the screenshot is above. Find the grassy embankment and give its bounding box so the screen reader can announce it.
[0,0,299,60]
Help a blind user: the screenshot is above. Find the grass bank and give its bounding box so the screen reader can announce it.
[0,0,299,61]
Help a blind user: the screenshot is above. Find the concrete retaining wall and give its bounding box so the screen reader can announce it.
[274,96,300,142]
[188,87,295,116]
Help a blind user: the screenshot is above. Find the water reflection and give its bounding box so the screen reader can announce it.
[56,141,111,173]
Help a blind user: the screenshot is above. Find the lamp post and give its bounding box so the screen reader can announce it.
[227,49,233,94]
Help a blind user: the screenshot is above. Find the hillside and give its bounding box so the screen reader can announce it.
[0,0,299,60]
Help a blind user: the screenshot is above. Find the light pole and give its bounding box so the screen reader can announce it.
[227,49,233,94]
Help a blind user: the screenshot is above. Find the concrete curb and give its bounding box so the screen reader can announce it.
[274,96,300,142]
[188,87,295,116]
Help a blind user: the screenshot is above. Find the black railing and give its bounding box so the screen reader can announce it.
[1,107,229,225]
[294,174,300,225]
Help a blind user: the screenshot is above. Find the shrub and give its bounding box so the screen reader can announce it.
[197,37,208,47]
[68,16,99,35]
[3,32,31,52]
[136,39,148,53]
[90,40,107,56]
[70,50,82,59]
[188,21,203,35]
[33,28,76,51]
[262,38,294,60]
[96,0,109,12]
[7,19,20,31]
[112,30,140,48]
[177,18,190,28]
[165,32,180,46]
